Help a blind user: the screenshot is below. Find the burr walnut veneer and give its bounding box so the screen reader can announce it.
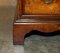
[13,0,60,45]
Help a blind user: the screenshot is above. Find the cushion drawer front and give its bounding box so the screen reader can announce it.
[24,0,60,15]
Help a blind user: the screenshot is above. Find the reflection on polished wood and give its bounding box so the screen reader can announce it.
[42,0,56,4]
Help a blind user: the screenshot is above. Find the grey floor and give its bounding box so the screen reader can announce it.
[0,7,60,53]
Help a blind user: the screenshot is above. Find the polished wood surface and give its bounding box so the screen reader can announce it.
[24,0,60,14]
[13,22,60,45]
[14,22,60,33]
[13,0,60,45]
[17,0,22,19]
[17,0,60,19]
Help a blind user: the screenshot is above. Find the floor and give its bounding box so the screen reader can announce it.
[0,7,60,53]
[0,7,24,53]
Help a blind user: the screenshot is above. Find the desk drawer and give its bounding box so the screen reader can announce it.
[24,0,60,15]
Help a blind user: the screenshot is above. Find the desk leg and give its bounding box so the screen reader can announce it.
[13,25,26,45]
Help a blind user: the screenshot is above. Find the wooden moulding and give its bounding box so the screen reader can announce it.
[13,22,60,45]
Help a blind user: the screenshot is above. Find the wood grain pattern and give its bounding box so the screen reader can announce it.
[24,0,60,14]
